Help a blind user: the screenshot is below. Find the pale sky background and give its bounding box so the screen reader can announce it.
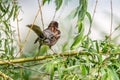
[12,0,120,53]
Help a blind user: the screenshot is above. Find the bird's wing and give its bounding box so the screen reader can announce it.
[27,24,45,38]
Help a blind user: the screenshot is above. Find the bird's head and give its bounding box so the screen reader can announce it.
[48,21,59,32]
[48,21,58,28]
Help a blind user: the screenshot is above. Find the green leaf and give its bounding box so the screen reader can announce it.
[62,42,68,52]
[97,54,102,64]
[101,73,108,80]
[55,0,62,11]
[65,7,78,20]
[13,5,20,21]
[40,45,49,55]
[70,21,84,49]
[77,20,83,33]
[63,65,80,72]
[0,3,10,18]
[42,0,51,5]
[107,66,119,80]
[3,21,9,31]
[50,64,55,80]
[5,4,10,13]
[70,33,83,50]
[78,0,87,21]
[95,40,99,53]
[80,65,87,75]
[7,5,14,21]
[0,4,6,12]
[86,12,92,25]
[57,64,62,80]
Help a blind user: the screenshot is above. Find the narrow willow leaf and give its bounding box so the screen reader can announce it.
[10,47,14,56]
[101,73,108,80]
[0,13,6,19]
[40,45,49,55]
[0,4,6,12]
[55,0,62,11]
[70,32,83,50]
[86,12,92,25]
[13,5,17,20]
[77,20,83,33]
[57,64,62,80]
[0,4,8,18]
[74,7,79,18]
[95,40,99,53]
[13,5,20,21]
[42,0,47,5]
[107,66,119,80]
[97,54,102,64]
[63,65,80,72]
[62,42,68,52]
[5,4,10,13]
[50,64,55,80]
[4,39,8,53]
[45,62,51,72]
[78,9,86,21]
[81,65,87,75]
[65,7,78,20]
[78,0,87,21]
[112,62,120,67]
[70,23,84,49]
[42,0,51,5]
[3,21,9,31]
[101,43,109,53]
[7,5,14,21]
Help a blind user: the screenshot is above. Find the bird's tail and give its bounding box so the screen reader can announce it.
[27,24,44,38]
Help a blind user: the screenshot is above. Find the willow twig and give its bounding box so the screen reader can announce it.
[38,0,44,30]
[16,11,21,45]
[0,71,13,80]
[109,0,113,40]
[52,10,57,21]
[1,51,120,65]
[16,9,40,57]
[0,51,82,65]
[87,0,98,35]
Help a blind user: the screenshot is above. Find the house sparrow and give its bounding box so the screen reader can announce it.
[27,21,61,51]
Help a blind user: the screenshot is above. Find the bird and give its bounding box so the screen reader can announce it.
[26,21,61,53]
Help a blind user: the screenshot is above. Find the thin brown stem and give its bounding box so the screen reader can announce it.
[109,0,113,40]
[16,9,40,57]
[16,11,22,56]
[52,10,57,21]
[24,10,39,43]
[38,0,44,30]
[87,0,98,36]
[17,12,21,44]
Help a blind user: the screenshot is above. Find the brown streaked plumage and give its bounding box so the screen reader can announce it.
[27,21,61,51]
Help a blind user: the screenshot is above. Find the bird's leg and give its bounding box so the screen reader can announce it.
[34,37,39,44]
[49,46,56,54]
[37,44,42,55]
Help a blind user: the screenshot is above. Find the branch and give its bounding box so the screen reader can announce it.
[109,0,113,40]
[0,71,13,80]
[87,0,98,35]
[38,0,44,30]
[0,51,120,65]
